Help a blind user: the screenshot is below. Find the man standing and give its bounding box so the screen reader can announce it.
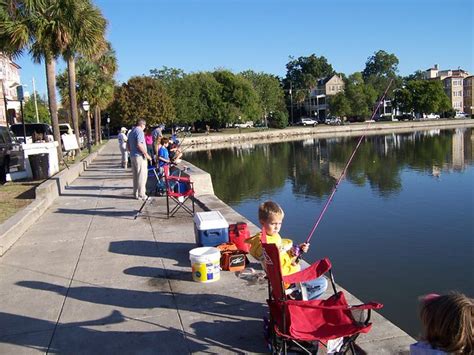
[127,119,151,200]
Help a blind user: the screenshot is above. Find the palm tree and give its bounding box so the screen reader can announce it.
[62,0,106,154]
[0,0,79,158]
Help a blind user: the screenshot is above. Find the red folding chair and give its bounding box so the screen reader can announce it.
[262,243,383,354]
[165,174,195,218]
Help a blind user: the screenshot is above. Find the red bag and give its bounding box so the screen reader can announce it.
[229,222,251,253]
[217,243,247,272]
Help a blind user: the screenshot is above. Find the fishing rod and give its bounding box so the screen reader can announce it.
[296,79,394,259]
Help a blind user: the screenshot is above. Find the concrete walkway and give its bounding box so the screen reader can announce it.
[0,140,413,354]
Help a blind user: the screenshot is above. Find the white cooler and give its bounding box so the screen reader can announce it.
[194,211,229,247]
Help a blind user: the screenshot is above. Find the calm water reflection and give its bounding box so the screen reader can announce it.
[186,128,473,337]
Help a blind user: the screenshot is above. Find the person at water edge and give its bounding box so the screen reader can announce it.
[410,292,473,355]
[246,201,328,300]
[152,124,164,154]
[158,137,171,177]
[118,127,128,168]
[144,127,154,166]
[168,136,183,164]
[127,119,151,200]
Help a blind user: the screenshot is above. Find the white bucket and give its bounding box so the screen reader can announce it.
[189,247,221,283]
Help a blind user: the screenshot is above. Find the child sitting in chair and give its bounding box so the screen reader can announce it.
[410,292,473,354]
[246,200,328,300]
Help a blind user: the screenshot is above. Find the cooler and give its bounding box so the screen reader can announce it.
[194,211,229,247]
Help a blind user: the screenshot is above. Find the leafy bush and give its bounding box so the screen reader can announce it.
[269,111,288,128]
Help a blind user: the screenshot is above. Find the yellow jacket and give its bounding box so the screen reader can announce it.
[246,232,300,276]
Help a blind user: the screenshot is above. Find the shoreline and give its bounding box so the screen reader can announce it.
[182,119,474,151]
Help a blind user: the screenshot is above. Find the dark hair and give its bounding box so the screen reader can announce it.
[420,292,473,353]
[160,137,169,145]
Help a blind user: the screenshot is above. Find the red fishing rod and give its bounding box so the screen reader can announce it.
[297,79,394,257]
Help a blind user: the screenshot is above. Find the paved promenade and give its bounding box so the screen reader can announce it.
[0,140,413,354]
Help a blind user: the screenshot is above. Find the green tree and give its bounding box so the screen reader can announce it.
[283,54,335,107]
[23,94,51,124]
[109,76,174,128]
[0,0,89,158]
[212,70,260,127]
[61,0,107,151]
[344,73,378,119]
[399,80,451,116]
[362,50,400,97]
[328,92,350,118]
[149,66,185,86]
[240,70,286,125]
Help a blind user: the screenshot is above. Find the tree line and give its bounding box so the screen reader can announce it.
[109,50,454,131]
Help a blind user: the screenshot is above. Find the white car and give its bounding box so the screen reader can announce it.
[423,113,440,119]
[299,118,318,126]
[454,112,469,119]
[234,121,254,128]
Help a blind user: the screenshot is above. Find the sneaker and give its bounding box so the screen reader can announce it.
[139,195,148,201]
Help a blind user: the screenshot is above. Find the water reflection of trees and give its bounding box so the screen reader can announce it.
[186,129,472,203]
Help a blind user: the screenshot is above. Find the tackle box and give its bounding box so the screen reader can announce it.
[194,211,229,247]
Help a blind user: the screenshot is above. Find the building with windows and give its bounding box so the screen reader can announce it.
[306,74,345,119]
[424,64,470,113]
[463,76,473,115]
[0,52,22,126]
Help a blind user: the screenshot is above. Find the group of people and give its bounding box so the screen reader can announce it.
[248,200,472,354]
[118,119,184,200]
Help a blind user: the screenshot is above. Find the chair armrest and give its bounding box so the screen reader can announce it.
[166,175,191,182]
[282,257,331,284]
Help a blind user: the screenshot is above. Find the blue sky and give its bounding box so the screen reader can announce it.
[15,0,473,97]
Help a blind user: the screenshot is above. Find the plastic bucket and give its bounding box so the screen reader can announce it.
[189,247,221,283]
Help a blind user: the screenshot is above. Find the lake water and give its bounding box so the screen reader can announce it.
[186,127,473,338]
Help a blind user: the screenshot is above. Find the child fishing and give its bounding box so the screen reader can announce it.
[246,200,327,300]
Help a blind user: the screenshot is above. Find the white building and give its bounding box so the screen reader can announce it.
[0,52,22,126]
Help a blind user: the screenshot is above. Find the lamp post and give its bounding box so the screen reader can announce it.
[1,80,8,128]
[106,114,110,140]
[82,100,91,154]
[15,85,26,143]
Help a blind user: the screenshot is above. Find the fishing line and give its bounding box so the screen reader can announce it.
[302,79,394,246]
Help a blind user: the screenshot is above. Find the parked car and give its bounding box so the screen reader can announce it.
[325,116,342,125]
[454,112,470,119]
[396,113,415,121]
[422,113,440,119]
[9,123,53,143]
[0,126,25,183]
[234,121,254,128]
[299,118,318,126]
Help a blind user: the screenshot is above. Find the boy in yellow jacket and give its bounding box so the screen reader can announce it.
[246,200,327,300]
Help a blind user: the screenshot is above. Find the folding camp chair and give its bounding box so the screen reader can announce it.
[262,243,383,354]
[165,174,195,218]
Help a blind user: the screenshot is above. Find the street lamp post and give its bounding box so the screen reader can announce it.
[82,100,91,154]
[16,85,26,143]
[106,115,110,140]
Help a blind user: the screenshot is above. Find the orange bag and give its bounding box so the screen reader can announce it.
[217,243,247,272]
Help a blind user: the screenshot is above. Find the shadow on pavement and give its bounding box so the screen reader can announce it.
[54,207,137,219]
[109,240,194,267]
[0,310,197,353]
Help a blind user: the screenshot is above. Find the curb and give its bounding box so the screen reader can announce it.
[0,144,108,256]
